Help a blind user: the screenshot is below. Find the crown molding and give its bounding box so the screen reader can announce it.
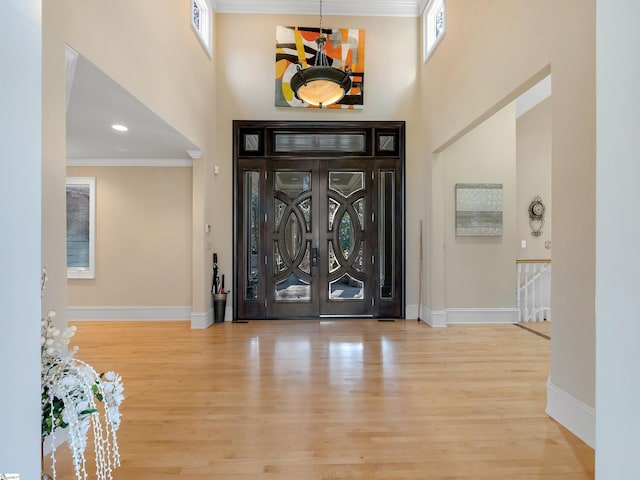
[214,0,421,17]
[186,149,203,159]
[66,158,193,167]
[417,0,430,16]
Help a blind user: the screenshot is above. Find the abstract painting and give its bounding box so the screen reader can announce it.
[455,183,503,236]
[275,26,365,109]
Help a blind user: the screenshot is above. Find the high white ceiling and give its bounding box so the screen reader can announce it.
[66,56,199,161]
[213,0,427,17]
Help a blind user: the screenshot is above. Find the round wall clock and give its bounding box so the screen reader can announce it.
[529,198,545,218]
[528,195,545,236]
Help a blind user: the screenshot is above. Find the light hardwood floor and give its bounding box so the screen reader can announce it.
[48,320,593,479]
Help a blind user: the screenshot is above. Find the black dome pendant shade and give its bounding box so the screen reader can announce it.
[289,2,352,108]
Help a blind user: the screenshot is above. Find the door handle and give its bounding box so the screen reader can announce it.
[311,247,319,267]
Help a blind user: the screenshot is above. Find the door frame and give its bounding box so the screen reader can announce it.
[233,120,406,320]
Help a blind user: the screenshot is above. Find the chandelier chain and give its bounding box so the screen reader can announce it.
[289,0,351,107]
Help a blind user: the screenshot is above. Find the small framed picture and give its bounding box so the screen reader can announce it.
[455,183,503,236]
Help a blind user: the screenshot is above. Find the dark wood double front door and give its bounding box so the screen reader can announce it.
[234,121,404,320]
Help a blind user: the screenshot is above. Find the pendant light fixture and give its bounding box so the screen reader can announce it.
[290,0,352,108]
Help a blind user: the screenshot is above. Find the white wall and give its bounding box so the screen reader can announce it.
[0,0,42,477]
[596,0,640,476]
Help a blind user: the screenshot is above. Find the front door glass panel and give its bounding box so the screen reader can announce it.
[379,171,395,298]
[353,241,365,273]
[328,198,340,229]
[272,170,313,307]
[275,198,286,230]
[300,242,311,275]
[338,211,355,259]
[274,242,286,274]
[326,169,366,303]
[275,172,311,197]
[330,274,364,299]
[299,198,312,230]
[354,198,365,226]
[284,212,302,259]
[276,274,310,301]
[328,242,340,273]
[329,171,364,197]
[244,171,260,300]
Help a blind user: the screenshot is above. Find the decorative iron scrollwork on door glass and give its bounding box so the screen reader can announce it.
[327,171,365,300]
[273,172,312,302]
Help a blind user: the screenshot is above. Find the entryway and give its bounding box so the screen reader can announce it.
[234,121,405,320]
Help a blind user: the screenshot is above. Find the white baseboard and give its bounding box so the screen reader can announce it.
[67,306,191,321]
[416,308,518,327]
[425,309,448,327]
[410,305,442,324]
[191,308,214,329]
[546,378,595,449]
[446,308,518,324]
[191,305,232,328]
[406,304,419,319]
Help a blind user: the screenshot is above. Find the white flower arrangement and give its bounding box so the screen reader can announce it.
[41,269,124,480]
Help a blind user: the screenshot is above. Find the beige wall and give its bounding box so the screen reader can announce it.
[43,0,217,325]
[548,1,595,415]
[441,103,517,309]
[34,0,635,460]
[215,13,422,313]
[42,1,595,440]
[516,99,552,260]
[67,167,192,307]
[421,0,595,436]
[216,14,418,120]
[433,96,552,309]
[44,7,422,322]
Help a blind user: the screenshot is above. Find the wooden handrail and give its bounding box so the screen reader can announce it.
[516,259,551,264]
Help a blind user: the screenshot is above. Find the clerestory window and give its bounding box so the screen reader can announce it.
[423,0,446,63]
[191,0,213,58]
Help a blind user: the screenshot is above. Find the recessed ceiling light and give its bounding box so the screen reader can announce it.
[111,124,128,132]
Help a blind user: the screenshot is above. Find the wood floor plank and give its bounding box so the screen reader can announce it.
[45,320,593,479]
